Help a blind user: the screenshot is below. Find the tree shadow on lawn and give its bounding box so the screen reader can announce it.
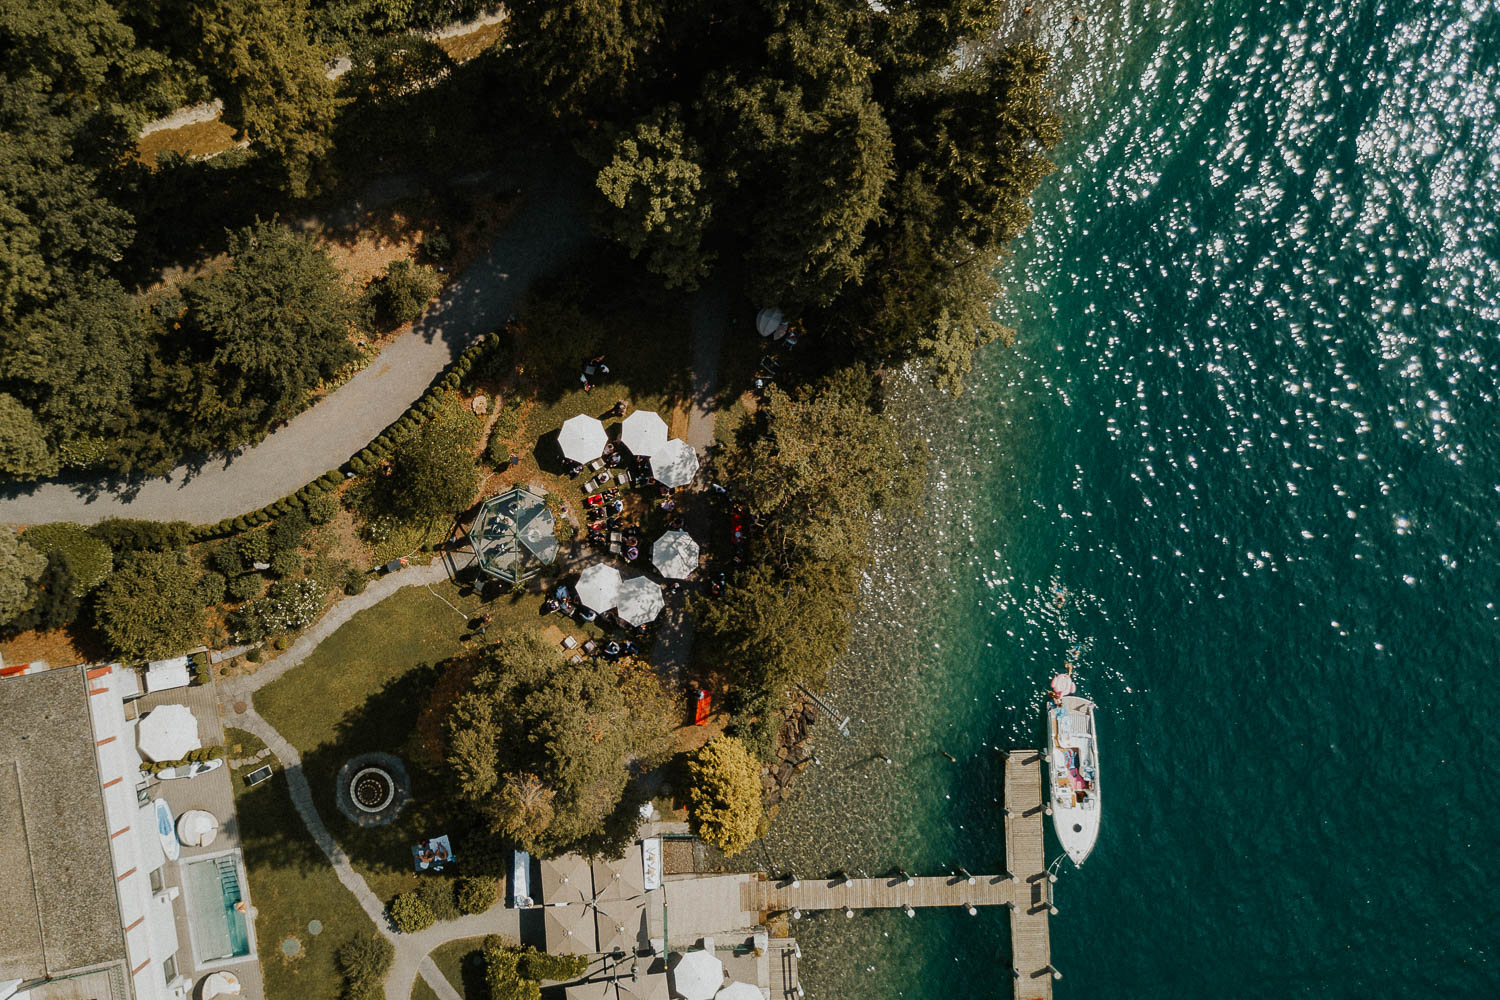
[298,661,460,899]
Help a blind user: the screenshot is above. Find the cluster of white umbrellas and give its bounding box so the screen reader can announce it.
[670,950,760,1000]
[556,410,700,486]
[575,528,699,626]
[576,564,664,626]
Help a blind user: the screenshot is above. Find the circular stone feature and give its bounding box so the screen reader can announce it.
[351,768,396,812]
[307,920,323,936]
[334,752,411,828]
[281,938,301,958]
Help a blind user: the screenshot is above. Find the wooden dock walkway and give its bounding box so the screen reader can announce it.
[743,749,1057,998]
[1006,749,1055,1000]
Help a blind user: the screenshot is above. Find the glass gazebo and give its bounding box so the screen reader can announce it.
[468,487,559,584]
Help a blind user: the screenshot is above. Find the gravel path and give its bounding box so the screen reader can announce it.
[0,183,590,526]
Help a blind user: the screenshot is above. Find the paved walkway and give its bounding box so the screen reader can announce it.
[0,182,591,526]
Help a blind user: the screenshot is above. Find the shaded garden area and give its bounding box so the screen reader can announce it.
[226,726,379,1000]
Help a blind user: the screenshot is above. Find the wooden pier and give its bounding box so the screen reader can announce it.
[745,749,1055,999]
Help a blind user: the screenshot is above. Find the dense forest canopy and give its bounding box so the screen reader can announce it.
[508,0,1063,382]
[0,0,1060,480]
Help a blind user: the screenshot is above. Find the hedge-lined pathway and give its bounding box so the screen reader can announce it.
[0,182,590,527]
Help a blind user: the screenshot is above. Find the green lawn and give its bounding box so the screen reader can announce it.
[253,581,567,903]
[227,727,377,1000]
[411,980,442,1000]
[428,936,495,1000]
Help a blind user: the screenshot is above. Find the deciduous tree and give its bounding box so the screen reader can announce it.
[94,549,204,660]
[0,533,46,625]
[684,736,763,855]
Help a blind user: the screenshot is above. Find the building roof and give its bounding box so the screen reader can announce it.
[0,668,127,983]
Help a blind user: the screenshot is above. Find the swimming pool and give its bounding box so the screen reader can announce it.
[183,855,250,961]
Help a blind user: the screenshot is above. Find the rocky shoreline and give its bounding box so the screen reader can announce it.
[761,697,819,815]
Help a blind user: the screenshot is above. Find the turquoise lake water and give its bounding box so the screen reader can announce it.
[755,0,1499,996]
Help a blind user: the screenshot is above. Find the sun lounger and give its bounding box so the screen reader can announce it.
[561,635,578,650]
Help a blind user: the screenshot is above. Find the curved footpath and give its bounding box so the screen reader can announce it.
[226,558,521,1000]
[0,182,590,526]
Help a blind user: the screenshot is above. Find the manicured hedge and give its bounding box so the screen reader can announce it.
[181,330,504,543]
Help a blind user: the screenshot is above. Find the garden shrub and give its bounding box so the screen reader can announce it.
[210,540,246,577]
[484,429,510,467]
[195,571,227,606]
[228,578,327,642]
[336,931,393,1000]
[246,647,262,663]
[420,230,453,263]
[20,523,113,595]
[268,511,311,555]
[190,652,211,685]
[236,530,271,567]
[269,549,303,578]
[415,878,459,922]
[364,260,443,330]
[456,876,497,915]
[304,492,339,524]
[343,567,369,595]
[89,518,194,554]
[516,946,587,982]
[387,891,435,933]
[227,573,265,602]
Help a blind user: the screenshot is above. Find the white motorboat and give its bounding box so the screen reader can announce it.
[1047,693,1101,866]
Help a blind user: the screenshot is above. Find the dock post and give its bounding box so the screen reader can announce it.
[966,904,977,915]
[904,905,915,918]
[843,907,854,919]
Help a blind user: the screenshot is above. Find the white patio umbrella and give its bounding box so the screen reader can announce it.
[755,308,785,338]
[615,576,664,627]
[671,950,724,1000]
[651,530,699,579]
[176,809,220,848]
[559,414,608,464]
[137,704,201,762]
[576,563,623,613]
[651,439,699,488]
[620,410,669,457]
[201,971,242,998]
[715,984,762,1000]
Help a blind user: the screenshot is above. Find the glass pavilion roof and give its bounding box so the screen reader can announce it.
[468,487,559,583]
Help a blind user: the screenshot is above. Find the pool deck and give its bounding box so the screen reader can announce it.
[133,683,266,1000]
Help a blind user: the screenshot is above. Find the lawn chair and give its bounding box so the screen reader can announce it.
[583,639,599,656]
[561,635,579,650]
[615,471,630,485]
[569,654,584,665]
[590,459,605,471]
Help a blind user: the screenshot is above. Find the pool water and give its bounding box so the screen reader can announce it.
[184,856,251,960]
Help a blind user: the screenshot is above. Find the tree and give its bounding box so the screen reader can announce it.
[177,220,356,441]
[19,522,112,595]
[0,393,57,478]
[94,549,204,660]
[591,105,715,290]
[684,736,763,855]
[481,938,587,1000]
[335,930,393,1000]
[194,0,342,196]
[440,628,641,855]
[363,259,441,329]
[377,404,480,523]
[503,0,663,121]
[0,278,146,466]
[0,533,47,625]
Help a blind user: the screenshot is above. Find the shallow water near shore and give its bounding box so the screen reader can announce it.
[757,0,1500,996]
